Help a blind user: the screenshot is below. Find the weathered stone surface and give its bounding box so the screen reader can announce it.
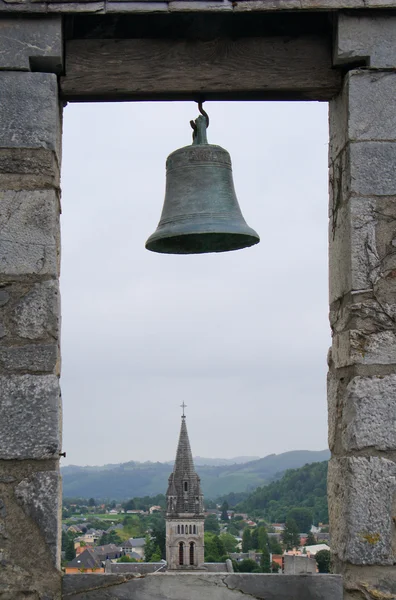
[350,142,396,197]
[335,14,396,68]
[330,297,396,335]
[13,280,59,340]
[0,289,9,306]
[0,72,60,159]
[0,344,58,372]
[0,148,60,191]
[15,471,61,566]
[0,189,60,277]
[328,373,396,451]
[330,71,396,159]
[332,330,396,367]
[0,17,62,71]
[0,374,61,459]
[345,375,396,451]
[0,322,6,338]
[329,197,376,302]
[62,573,343,600]
[328,457,396,565]
[106,1,167,11]
[0,0,392,12]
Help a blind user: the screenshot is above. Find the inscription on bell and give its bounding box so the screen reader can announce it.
[167,145,232,171]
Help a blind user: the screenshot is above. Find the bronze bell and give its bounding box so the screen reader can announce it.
[145,106,260,254]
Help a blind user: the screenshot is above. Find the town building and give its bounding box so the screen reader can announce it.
[165,407,205,569]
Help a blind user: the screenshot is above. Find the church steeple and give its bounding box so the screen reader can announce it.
[165,408,205,569]
[166,408,203,515]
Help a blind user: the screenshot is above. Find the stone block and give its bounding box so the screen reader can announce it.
[330,298,396,336]
[335,14,396,68]
[0,189,60,277]
[349,142,396,197]
[13,280,60,341]
[346,375,396,451]
[328,456,396,565]
[332,330,396,367]
[0,344,58,372]
[0,17,62,72]
[0,72,60,159]
[330,71,396,159]
[0,374,61,459]
[329,192,396,303]
[62,573,343,600]
[15,471,61,566]
[328,373,396,451]
[329,196,377,302]
[0,148,60,191]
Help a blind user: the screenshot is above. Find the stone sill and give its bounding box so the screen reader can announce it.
[63,572,343,599]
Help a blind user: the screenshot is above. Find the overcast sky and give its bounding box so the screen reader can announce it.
[60,100,330,466]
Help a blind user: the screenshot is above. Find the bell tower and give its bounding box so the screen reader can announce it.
[166,404,205,569]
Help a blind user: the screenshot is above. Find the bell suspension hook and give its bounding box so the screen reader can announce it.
[190,101,209,143]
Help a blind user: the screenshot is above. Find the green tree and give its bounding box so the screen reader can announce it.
[281,519,300,550]
[237,558,258,573]
[242,528,252,552]
[287,508,313,533]
[219,533,238,553]
[65,537,76,562]
[204,532,226,562]
[269,537,282,555]
[123,499,136,511]
[151,544,162,562]
[257,526,269,551]
[150,516,166,559]
[305,531,317,546]
[144,535,156,562]
[220,501,229,522]
[117,555,137,563]
[88,497,96,507]
[205,514,220,534]
[315,549,331,573]
[251,527,259,550]
[260,547,271,573]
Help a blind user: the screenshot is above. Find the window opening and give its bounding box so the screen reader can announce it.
[177,524,180,534]
[189,524,192,534]
[184,482,188,492]
[189,542,195,565]
[179,542,184,565]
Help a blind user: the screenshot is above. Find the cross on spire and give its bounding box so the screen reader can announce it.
[180,402,187,418]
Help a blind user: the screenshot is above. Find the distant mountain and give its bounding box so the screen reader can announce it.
[61,449,330,501]
[193,456,260,466]
[237,460,329,524]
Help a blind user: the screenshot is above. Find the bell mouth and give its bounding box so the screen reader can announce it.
[145,231,260,255]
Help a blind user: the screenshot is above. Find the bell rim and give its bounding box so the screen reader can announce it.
[145,229,260,255]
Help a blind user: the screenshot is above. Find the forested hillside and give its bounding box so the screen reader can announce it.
[61,449,330,500]
[237,461,328,524]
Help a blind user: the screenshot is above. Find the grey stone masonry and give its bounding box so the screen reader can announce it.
[0,17,63,600]
[329,14,396,600]
[62,573,343,600]
[0,17,62,71]
[0,0,394,14]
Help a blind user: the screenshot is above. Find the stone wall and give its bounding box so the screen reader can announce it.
[0,17,63,600]
[0,0,395,15]
[328,13,396,600]
[62,573,343,600]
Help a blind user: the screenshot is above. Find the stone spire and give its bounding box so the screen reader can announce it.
[166,413,203,516]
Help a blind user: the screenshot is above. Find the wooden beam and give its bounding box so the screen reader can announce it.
[61,35,341,102]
